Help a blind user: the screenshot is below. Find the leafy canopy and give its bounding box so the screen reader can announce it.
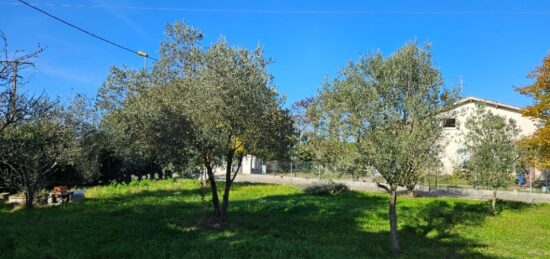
[516,53,550,168]
[314,42,457,189]
[97,21,295,222]
[461,105,520,189]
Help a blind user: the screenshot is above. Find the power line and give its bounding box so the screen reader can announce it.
[17,0,158,61]
[3,2,550,15]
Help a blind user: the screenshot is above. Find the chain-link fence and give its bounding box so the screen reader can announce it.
[247,159,550,194]
[253,160,384,182]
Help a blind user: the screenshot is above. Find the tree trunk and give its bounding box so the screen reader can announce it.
[205,164,221,221]
[200,169,206,187]
[389,188,400,253]
[25,190,35,209]
[406,185,415,197]
[492,187,497,213]
[220,152,234,224]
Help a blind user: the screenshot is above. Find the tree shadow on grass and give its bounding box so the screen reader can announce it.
[0,183,536,258]
[0,201,15,212]
[218,192,500,258]
[400,198,533,237]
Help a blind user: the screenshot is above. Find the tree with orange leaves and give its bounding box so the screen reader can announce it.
[516,53,550,169]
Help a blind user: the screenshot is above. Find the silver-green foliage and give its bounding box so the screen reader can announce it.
[313,42,457,252]
[316,43,456,190]
[0,35,86,207]
[461,105,520,210]
[0,99,79,208]
[97,21,295,222]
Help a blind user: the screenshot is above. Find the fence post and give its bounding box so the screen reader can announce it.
[529,172,533,193]
[435,172,439,189]
[546,171,549,193]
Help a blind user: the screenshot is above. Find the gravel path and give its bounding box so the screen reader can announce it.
[232,173,550,204]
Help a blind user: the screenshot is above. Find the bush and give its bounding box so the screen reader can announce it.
[304,181,349,195]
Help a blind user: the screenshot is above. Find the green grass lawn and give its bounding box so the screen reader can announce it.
[1,179,549,258]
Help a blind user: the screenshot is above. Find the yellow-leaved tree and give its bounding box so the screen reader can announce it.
[516,53,550,169]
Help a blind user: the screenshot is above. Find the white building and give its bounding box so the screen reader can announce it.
[231,96,544,179]
[241,155,264,174]
[213,155,264,175]
[439,96,542,176]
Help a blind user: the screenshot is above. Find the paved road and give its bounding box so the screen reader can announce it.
[233,173,550,204]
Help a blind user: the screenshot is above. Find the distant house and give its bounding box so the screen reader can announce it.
[231,96,545,180]
[241,155,264,174]
[439,96,542,177]
[213,155,264,175]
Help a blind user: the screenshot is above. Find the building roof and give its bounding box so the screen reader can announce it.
[454,96,522,113]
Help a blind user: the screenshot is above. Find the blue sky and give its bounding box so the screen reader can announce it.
[1,0,549,107]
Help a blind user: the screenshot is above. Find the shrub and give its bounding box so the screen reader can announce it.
[304,181,349,195]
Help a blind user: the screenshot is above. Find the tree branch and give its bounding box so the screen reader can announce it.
[42,161,58,177]
[230,156,243,183]
[376,182,391,194]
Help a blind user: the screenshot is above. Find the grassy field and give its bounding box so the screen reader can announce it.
[1,179,549,258]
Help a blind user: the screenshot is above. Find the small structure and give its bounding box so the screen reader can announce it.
[48,186,73,204]
[213,155,264,175]
[242,155,263,174]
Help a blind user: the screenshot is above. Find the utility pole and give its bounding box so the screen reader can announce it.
[0,60,33,118]
[458,75,464,96]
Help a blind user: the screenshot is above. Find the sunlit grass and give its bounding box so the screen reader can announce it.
[1,179,549,258]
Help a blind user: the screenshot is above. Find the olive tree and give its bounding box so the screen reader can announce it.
[314,42,457,253]
[98,21,295,224]
[96,67,163,180]
[305,94,362,177]
[0,33,100,204]
[0,33,72,203]
[159,38,294,225]
[461,105,520,212]
[0,100,77,208]
[64,94,105,184]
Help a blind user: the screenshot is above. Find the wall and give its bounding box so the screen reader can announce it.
[439,100,539,175]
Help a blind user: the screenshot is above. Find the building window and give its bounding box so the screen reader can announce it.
[443,118,456,128]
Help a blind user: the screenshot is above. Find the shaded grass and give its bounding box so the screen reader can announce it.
[1,179,549,258]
